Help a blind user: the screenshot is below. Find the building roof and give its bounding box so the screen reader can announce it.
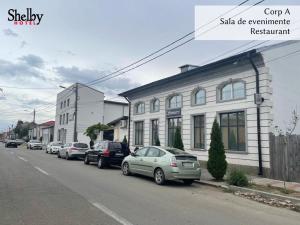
[107,116,128,126]
[119,49,258,98]
[39,120,55,128]
[104,100,128,106]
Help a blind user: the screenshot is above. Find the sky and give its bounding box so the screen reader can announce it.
[0,0,299,132]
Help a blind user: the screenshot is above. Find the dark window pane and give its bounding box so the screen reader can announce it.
[229,113,237,126]
[228,127,238,150]
[221,127,229,149]
[238,127,246,151]
[194,115,205,149]
[220,114,228,126]
[238,112,245,126]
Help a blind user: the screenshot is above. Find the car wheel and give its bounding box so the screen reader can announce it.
[97,157,105,169]
[154,168,165,185]
[66,153,70,160]
[57,152,61,158]
[84,155,90,165]
[183,179,194,185]
[122,162,131,176]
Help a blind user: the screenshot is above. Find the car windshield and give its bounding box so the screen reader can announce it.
[164,147,189,155]
[52,143,62,146]
[74,143,88,148]
[109,142,122,149]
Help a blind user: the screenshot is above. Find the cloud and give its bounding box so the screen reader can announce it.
[19,54,44,68]
[54,66,140,91]
[3,28,18,37]
[0,54,50,81]
[20,41,27,49]
[59,50,76,56]
[25,98,52,107]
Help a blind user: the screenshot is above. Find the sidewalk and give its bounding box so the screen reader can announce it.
[198,168,300,211]
[200,168,300,193]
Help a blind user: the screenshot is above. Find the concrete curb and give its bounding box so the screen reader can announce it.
[196,180,300,205]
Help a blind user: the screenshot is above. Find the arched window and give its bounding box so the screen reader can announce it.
[168,94,181,109]
[150,98,160,112]
[192,88,206,105]
[219,81,246,101]
[135,102,145,114]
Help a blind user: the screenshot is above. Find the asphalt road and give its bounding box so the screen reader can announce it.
[1,144,300,225]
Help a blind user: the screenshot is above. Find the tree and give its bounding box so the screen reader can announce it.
[207,119,227,181]
[84,123,111,141]
[122,135,128,144]
[173,127,184,150]
[155,135,160,146]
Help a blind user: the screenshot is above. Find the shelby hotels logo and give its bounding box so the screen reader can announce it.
[8,8,44,25]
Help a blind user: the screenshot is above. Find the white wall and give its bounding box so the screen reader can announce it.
[262,41,300,135]
[103,102,128,124]
[129,64,272,169]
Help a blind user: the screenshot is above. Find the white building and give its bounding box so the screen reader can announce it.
[54,83,128,144]
[119,41,300,177]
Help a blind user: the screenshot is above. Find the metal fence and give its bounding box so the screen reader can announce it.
[269,134,300,182]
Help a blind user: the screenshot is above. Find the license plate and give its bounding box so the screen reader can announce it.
[182,162,194,168]
[115,153,124,157]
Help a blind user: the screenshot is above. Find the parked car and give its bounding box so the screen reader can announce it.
[27,140,43,150]
[15,139,25,146]
[5,140,18,148]
[121,146,201,185]
[84,141,130,168]
[58,142,89,160]
[46,142,63,154]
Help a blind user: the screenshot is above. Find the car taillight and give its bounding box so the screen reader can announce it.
[103,148,110,157]
[170,156,177,167]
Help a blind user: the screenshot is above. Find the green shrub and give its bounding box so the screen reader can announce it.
[228,169,249,187]
[207,119,227,180]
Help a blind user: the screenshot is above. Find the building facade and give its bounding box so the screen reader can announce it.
[54,83,129,144]
[120,41,300,176]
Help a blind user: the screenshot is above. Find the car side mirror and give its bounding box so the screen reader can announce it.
[130,152,136,157]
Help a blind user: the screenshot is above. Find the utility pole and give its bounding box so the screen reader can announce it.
[73,83,78,142]
[33,109,36,123]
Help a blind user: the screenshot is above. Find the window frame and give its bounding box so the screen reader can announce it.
[193,114,206,150]
[134,102,145,115]
[219,110,247,153]
[150,119,159,146]
[167,117,182,147]
[217,79,246,103]
[150,98,160,113]
[166,93,182,109]
[134,121,144,146]
[191,87,206,106]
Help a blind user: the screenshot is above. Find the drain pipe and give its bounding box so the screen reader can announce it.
[248,53,263,176]
[124,97,131,148]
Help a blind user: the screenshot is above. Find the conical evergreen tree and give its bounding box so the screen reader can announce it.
[173,127,184,150]
[207,119,227,180]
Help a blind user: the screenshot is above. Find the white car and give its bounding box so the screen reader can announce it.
[46,142,63,154]
[27,140,43,150]
[57,142,89,160]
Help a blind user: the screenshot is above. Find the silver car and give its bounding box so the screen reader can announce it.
[58,142,89,160]
[46,142,63,154]
[27,140,42,150]
[122,146,201,185]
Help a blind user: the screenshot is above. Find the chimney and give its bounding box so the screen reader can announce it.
[179,64,198,73]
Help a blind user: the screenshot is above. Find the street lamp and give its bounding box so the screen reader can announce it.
[59,85,66,89]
